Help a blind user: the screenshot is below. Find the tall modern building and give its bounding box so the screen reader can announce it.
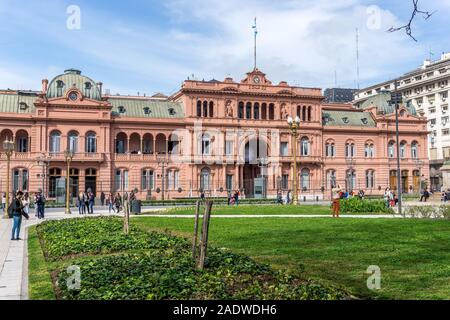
[354,52,450,190]
[324,88,358,103]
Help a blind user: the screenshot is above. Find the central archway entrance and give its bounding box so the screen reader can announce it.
[243,138,268,198]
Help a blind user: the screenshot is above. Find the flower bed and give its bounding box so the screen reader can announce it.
[37,217,350,300]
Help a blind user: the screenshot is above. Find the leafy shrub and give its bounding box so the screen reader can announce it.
[340,198,394,214]
[40,217,350,300]
[36,217,188,260]
[406,205,450,219]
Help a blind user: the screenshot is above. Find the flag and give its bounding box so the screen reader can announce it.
[252,17,257,35]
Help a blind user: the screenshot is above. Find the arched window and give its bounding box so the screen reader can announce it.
[56,80,64,97]
[411,141,418,159]
[261,103,267,120]
[346,170,356,191]
[388,141,395,158]
[307,106,312,121]
[141,169,154,190]
[196,101,202,117]
[85,132,97,153]
[302,106,306,121]
[238,102,244,119]
[300,168,310,191]
[326,141,335,157]
[253,103,260,120]
[49,131,61,153]
[200,168,211,191]
[400,141,407,159]
[296,106,301,118]
[326,170,337,189]
[268,103,274,120]
[246,102,252,119]
[366,170,375,189]
[68,131,78,153]
[115,169,129,191]
[300,137,310,156]
[115,133,127,154]
[12,168,28,192]
[345,142,355,158]
[203,101,208,117]
[209,101,214,118]
[365,142,375,158]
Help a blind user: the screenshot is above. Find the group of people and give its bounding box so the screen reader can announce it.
[276,190,292,205]
[226,190,240,205]
[76,190,96,214]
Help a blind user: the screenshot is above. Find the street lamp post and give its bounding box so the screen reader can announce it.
[64,149,74,214]
[287,116,301,205]
[391,82,403,216]
[37,153,51,198]
[156,153,169,201]
[3,139,15,219]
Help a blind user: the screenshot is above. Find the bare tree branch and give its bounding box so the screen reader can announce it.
[387,0,435,42]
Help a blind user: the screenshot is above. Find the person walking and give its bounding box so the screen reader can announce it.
[100,192,105,206]
[114,193,122,213]
[108,192,115,213]
[77,191,86,215]
[286,190,291,205]
[88,191,95,214]
[83,191,89,214]
[10,191,29,241]
[22,192,30,217]
[383,187,391,208]
[234,190,240,206]
[34,189,46,219]
[1,193,6,213]
[331,184,342,218]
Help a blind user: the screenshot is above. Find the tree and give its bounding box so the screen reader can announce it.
[387,0,435,42]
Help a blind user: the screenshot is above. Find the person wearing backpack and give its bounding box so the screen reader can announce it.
[10,191,29,241]
[34,189,46,219]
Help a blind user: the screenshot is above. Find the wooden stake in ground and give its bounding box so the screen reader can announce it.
[198,200,213,270]
[192,200,201,260]
[123,192,130,234]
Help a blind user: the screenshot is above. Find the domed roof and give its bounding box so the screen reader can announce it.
[359,91,417,116]
[46,69,101,100]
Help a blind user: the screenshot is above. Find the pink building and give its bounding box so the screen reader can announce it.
[0,68,429,201]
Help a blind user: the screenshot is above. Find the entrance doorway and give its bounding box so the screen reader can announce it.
[85,168,97,195]
[243,138,268,198]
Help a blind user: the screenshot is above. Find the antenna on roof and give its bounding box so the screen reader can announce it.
[355,28,360,90]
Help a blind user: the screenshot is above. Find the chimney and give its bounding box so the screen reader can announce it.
[42,79,48,93]
[97,82,103,96]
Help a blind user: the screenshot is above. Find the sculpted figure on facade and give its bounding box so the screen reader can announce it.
[225,100,233,117]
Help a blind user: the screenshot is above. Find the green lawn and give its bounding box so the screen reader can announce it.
[144,204,388,215]
[134,217,450,300]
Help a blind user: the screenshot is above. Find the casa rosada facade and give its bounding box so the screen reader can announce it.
[0,68,430,201]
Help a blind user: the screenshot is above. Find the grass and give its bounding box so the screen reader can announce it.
[27,227,56,300]
[144,204,389,215]
[133,217,450,300]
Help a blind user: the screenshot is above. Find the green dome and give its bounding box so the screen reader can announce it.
[46,69,101,100]
[359,91,417,116]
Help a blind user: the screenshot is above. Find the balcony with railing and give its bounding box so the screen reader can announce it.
[47,152,105,162]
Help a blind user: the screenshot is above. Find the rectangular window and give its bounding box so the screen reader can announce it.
[225,141,234,155]
[226,175,233,190]
[442,129,449,136]
[174,171,179,189]
[430,108,436,114]
[123,170,129,190]
[281,174,289,190]
[168,171,174,190]
[115,170,121,191]
[280,142,288,156]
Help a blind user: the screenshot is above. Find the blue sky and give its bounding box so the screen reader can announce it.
[0,0,449,95]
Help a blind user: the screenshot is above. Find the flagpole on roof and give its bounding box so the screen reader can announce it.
[252,17,257,70]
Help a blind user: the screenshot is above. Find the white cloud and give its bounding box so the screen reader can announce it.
[0,0,443,93]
